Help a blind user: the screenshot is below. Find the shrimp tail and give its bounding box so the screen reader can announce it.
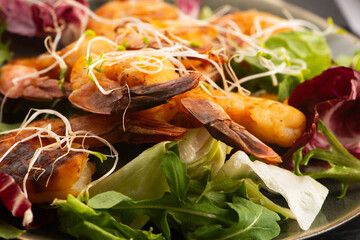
[69,114,188,147]
[0,64,71,101]
[69,72,201,115]
[119,114,188,143]
[181,98,282,164]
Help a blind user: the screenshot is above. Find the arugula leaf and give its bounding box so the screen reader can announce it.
[160,151,190,205]
[88,146,280,240]
[54,195,164,240]
[293,120,360,197]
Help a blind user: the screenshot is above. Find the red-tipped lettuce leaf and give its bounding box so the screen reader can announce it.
[288,66,360,128]
[0,0,88,44]
[0,171,33,227]
[175,0,201,18]
[283,67,360,169]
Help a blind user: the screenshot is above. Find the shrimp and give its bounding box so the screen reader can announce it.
[0,113,187,203]
[0,36,115,101]
[137,88,306,149]
[211,10,291,36]
[68,54,201,114]
[181,98,281,164]
[87,0,179,39]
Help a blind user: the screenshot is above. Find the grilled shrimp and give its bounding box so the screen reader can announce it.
[212,10,290,36]
[137,88,306,148]
[87,0,179,39]
[181,98,281,164]
[0,36,114,101]
[69,55,201,114]
[0,113,187,203]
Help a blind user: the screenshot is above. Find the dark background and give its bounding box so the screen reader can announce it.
[285,1,360,239]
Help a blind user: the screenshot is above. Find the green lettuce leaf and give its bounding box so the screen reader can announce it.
[179,127,227,179]
[334,50,360,71]
[89,142,170,201]
[230,30,331,101]
[265,30,331,79]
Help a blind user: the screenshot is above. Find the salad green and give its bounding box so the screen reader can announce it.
[293,120,360,198]
[231,30,331,101]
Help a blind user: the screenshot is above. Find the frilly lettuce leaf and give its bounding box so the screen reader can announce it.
[89,141,170,201]
[0,171,33,227]
[335,50,360,71]
[230,30,331,101]
[265,30,331,79]
[284,67,360,172]
[0,0,88,44]
[284,67,360,197]
[216,151,328,230]
[179,127,228,179]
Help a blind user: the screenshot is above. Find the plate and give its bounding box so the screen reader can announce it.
[15,0,360,239]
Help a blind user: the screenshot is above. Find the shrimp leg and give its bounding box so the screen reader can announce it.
[181,98,282,164]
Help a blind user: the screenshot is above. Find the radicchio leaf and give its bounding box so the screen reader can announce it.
[0,171,33,227]
[0,0,88,45]
[175,0,201,19]
[283,67,360,169]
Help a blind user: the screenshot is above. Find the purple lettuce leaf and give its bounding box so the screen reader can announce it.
[283,67,360,169]
[0,0,35,36]
[175,0,201,18]
[0,0,88,44]
[0,171,33,227]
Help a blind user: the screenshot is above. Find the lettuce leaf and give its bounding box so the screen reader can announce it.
[284,66,360,196]
[293,120,360,198]
[179,127,227,179]
[0,0,88,44]
[0,171,33,227]
[284,67,360,167]
[334,50,360,71]
[89,142,170,201]
[174,0,201,18]
[265,30,331,79]
[230,30,331,101]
